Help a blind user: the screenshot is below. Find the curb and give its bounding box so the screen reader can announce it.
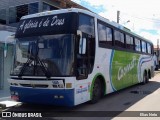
[0,100,21,109]
[0,96,11,102]
[154,70,160,75]
[0,103,6,109]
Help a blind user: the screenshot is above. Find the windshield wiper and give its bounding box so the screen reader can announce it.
[35,56,51,78]
[18,56,51,78]
[18,41,51,78]
[18,57,33,78]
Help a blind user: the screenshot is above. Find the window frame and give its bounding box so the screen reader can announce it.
[97,19,153,55]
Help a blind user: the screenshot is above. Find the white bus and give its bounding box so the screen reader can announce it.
[8,8,154,106]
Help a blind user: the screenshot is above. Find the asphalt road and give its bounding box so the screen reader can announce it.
[1,73,160,120]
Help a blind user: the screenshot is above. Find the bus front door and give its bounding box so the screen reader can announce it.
[76,32,89,80]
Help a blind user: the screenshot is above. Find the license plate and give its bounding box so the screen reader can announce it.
[11,95,19,101]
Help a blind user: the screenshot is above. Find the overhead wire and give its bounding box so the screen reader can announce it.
[120,11,160,23]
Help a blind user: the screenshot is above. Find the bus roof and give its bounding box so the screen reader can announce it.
[21,8,153,44]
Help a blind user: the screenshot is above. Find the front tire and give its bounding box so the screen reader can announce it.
[90,78,102,104]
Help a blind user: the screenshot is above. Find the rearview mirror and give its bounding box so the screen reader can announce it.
[77,30,86,55]
[79,38,86,54]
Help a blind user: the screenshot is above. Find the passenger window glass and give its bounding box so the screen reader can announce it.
[106,27,112,45]
[135,38,141,52]
[142,41,147,53]
[126,35,134,50]
[130,37,134,50]
[120,33,124,45]
[114,30,120,46]
[98,23,107,42]
[147,43,151,54]
[114,30,124,47]
[98,22,112,46]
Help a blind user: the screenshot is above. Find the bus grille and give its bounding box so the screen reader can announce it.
[20,84,48,88]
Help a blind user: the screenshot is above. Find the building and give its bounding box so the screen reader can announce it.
[0,0,88,27]
[0,0,87,92]
[0,25,15,96]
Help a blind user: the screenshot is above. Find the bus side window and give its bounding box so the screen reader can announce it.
[126,35,134,50]
[106,27,113,46]
[114,30,124,48]
[142,41,147,53]
[98,23,107,45]
[114,30,120,47]
[135,38,141,52]
[130,37,134,50]
[98,22,112,47]
[126,34,130,49]
[147,43,152,54]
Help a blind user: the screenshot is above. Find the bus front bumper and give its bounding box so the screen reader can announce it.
[10,86,74,106]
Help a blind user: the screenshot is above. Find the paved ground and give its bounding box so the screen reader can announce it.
[113,73,160,120]
[0,89,10,102]
[0,72,160,120]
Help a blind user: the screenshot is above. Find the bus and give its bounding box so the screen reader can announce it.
[8,8,154,106]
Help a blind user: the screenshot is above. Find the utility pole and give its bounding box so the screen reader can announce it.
[117,10,120,23]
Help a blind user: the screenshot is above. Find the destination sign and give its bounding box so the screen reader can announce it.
[15,13,78,38]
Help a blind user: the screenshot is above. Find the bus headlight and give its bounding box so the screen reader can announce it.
[52,80,64,88]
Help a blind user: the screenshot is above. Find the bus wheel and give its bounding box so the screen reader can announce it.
[90,78,102,104]
[142,72,148,85]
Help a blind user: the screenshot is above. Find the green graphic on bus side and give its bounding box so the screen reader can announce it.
[111,50,140,90]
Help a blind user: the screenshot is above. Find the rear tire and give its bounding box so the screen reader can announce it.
[142,72,148,85]
[90,78,102,104]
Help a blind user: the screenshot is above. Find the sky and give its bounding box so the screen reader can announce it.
[72,0,160,46]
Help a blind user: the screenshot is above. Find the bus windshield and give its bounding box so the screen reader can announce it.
[11,34,75,77]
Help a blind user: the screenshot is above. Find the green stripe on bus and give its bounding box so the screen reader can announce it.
[111,50,140,90]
